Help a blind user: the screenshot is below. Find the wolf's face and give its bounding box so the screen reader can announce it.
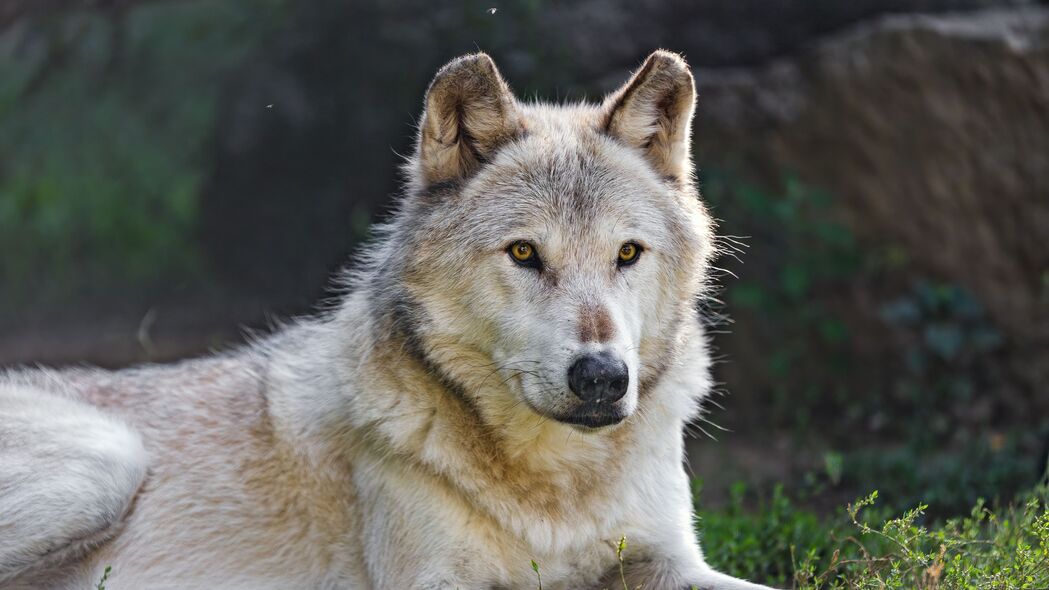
[393,52,712,430]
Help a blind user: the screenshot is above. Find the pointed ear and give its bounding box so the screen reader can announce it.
[603,50,696,180]
[416,53,524,186]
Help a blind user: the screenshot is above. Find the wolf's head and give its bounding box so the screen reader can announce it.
[371,51,713,432]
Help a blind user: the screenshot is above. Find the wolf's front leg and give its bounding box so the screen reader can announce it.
[354,461,482,589]
[0,383,148,583]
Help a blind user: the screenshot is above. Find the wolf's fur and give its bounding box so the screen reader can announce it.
[0,51,773,589]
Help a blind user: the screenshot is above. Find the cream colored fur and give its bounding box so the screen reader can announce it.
[0,51,775,590]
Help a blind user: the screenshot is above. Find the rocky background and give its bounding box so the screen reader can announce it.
[2,0,1047,512]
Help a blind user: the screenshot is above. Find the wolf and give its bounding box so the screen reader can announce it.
[0,51,775,590]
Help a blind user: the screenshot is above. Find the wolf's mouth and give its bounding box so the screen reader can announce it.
[556,403,626,430]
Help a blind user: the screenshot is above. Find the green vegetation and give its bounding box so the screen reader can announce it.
[94,565,111,590]
[698,485,1049,589]
[531,558,542,590]
[525,484,1048,589]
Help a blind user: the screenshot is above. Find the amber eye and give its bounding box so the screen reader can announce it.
[508,241,541,269]
[617,242,642,266]
[510,242,534,261]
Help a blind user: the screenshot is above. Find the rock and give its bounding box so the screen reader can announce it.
[695,8,1049,399]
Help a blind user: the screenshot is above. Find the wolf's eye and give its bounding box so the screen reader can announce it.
[617,242,642,266]
[508,241,541,270]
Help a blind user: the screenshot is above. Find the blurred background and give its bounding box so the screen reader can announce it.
[2,0,1047,547]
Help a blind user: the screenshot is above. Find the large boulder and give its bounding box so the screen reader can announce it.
[694,8,1049,418]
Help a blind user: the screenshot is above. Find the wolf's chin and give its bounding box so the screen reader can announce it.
[517,395,628,431]
[554,404,627,430]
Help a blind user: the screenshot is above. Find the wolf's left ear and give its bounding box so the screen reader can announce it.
[417,53,524,186]
[603,50,696,181]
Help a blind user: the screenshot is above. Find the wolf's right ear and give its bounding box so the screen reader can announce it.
[416,53,523,186]
[603,50,696,181]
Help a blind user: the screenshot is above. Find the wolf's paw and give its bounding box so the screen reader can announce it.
[685,573,778,590]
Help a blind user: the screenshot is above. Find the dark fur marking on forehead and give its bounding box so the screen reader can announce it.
[417,180,464,209]
[417,128,529,197]
[456,119,530,166]
[412,180,468,223]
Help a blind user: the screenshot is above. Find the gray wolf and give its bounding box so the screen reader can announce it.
[0,50,774,589]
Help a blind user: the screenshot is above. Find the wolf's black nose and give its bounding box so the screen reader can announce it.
[567,352,629,403]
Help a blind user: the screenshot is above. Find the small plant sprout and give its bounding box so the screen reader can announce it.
[95,565,112,590]
[616,536,630,590]
[531,559,542,590]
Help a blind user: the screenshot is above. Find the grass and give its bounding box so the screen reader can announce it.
[699,485,1049,589]
[94,565,111,590]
